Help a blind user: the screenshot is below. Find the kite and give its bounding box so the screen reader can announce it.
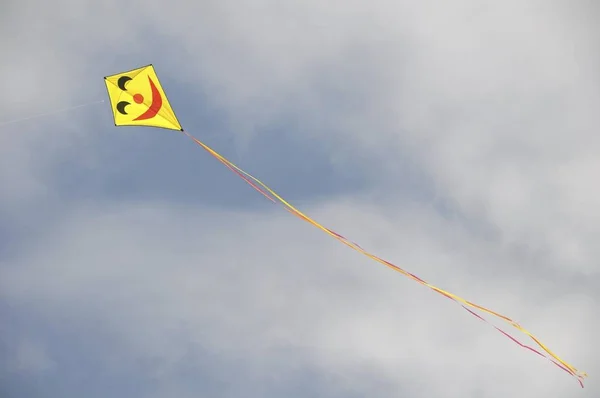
[104,64,587,387]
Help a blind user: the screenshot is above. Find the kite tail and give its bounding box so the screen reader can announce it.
[181,130,587,387]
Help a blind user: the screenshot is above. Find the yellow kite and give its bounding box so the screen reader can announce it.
[104,64,182,131]
[103,64,588,387]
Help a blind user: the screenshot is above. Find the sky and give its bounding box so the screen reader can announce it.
[1,0,598,397]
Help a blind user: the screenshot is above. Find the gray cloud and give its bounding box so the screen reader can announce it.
[1,0,597,397]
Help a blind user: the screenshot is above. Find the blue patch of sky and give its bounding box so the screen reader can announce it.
[44,67,379,211]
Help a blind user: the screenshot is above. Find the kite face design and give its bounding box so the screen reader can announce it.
[104,64,182,131]
[115,75,163,121]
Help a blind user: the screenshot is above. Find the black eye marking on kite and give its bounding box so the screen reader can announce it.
[118,76,132,91]
[116,101,131,115]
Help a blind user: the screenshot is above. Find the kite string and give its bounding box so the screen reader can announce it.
[0,99,105,127]
[181,130,586,386]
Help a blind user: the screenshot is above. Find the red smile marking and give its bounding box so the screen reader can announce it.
[133,76,163,121]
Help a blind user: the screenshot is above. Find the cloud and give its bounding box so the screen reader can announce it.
[1,200,596,397]
[1,0,598,397]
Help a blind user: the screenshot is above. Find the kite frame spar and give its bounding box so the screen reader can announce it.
[104,64,587,387]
